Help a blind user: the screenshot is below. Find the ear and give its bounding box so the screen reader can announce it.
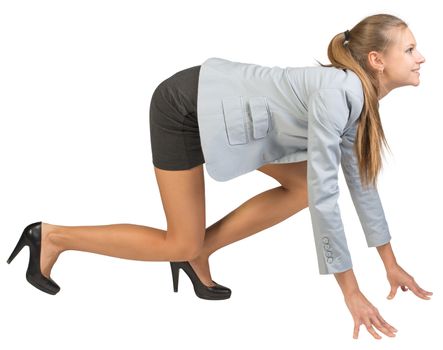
[367,51,385,72]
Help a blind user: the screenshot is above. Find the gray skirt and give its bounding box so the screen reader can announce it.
[149,65,205,170]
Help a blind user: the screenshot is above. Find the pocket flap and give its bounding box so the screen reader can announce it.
[222,96,247,145]
[249,97,270,139]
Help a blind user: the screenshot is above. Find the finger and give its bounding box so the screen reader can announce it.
[364,320,382,340]
[408,284,432,300]
[415,290,431,300]
[416,285,433,296]
[387,286,397,300]
[372,315,396,337]
[353,323,360,339]
[378,314,398,333]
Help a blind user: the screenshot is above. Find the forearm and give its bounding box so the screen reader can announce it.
[334,268,360,298]
[376,242,398,270]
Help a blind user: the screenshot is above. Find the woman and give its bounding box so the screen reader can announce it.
[7,13,432,339]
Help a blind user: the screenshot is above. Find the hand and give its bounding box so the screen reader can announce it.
[386,264,433,300]
[344,290,398,339]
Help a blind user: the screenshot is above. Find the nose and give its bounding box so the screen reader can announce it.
[417,50,426,64]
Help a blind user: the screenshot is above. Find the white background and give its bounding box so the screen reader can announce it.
[1,0,442,349]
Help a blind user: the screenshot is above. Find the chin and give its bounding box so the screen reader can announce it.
[403,78,421,87]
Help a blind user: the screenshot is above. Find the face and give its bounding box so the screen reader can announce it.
[370,26,425,95]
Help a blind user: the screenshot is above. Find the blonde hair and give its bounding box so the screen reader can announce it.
[319,14,408,189]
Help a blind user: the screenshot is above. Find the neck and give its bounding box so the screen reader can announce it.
[377,77,392,100]
[378,89,389,100]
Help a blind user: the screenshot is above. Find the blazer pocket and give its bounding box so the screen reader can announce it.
[222,96,248,145]
[249,96,270,139]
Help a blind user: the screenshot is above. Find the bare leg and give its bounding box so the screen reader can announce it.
[40,165,207,281]
[40,162,307,287]
[189,162,308,285]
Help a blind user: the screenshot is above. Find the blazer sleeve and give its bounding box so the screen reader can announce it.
[340,121,392,248]
[307,88,353,275]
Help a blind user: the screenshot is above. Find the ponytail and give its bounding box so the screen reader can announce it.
[318,14,407,189]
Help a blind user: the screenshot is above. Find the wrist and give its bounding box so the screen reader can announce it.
[384,261,399,271]
[334,268,360,298]
[376,242,398,270]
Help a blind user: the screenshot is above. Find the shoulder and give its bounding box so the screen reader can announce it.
[298,66,363,109]
[307,68,364,132]
[342,69,364,105]
[314,66,364,115]
[314,66,363,99]
[341,69,364,123]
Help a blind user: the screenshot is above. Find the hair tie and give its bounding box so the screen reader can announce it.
[343,30,350,47]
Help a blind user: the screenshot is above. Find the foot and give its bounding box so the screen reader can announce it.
[40,223,62,279]
[188,254,216,288]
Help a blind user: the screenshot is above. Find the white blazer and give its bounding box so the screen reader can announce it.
[196,57,391,274]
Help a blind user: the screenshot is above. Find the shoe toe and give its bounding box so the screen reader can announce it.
[211,281,231,294]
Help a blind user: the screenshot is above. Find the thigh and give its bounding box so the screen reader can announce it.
[154,164,206,249]
[257,161,307,191]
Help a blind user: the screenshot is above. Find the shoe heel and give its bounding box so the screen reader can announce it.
[170,262,179,292]
[7,233,28,264]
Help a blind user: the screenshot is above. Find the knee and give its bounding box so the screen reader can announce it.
[286,186,308,210]
[283,181,309,211]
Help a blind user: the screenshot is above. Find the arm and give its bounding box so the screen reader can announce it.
[340,117,432,301]
[306,89,353,275]
[340,116,392,249]
[306,89,397,339]
[307,89,390,273]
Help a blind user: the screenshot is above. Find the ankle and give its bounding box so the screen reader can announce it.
[42,223,66,254]
[190,250,210,263]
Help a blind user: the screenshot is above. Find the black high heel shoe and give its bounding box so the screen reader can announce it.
[170,261,231,300]
[7,221,60,295]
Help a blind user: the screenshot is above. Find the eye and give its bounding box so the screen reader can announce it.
[407,47,414,53]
